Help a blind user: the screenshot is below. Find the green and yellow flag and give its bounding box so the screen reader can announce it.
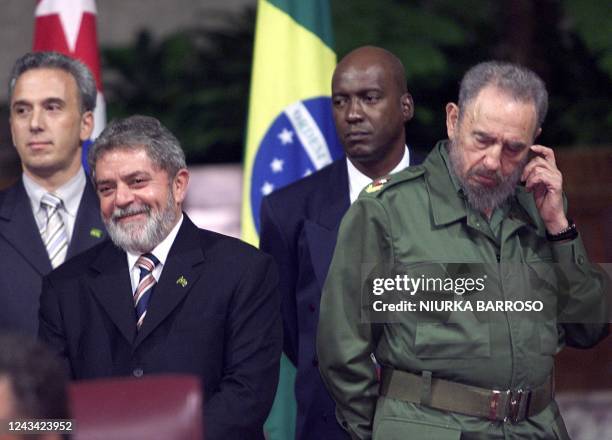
[241,1,343,438]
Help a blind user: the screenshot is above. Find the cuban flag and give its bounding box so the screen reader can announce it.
[33,0,105,172]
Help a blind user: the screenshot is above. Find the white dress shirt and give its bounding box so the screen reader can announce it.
[346,146,411,204]
[23,167,87,242]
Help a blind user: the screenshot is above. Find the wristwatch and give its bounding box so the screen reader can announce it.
[546,220,578,242]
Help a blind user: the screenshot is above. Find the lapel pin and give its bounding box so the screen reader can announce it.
[176,276,188,287]
[90,228,103,238]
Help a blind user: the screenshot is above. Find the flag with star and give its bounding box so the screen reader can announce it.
[33,0,106,173]
[241,0,342,438]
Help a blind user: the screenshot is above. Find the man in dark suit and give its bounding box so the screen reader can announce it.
[39,115,282,439]
[259,46,415,439]
[0,52,106,336]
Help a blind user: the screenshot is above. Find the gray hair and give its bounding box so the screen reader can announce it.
[8,51,97,113]
[88,115,186,181]
[458,61,548,128]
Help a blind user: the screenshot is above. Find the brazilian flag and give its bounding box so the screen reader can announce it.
[241,0,343,438]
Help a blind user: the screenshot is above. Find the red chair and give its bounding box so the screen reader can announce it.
[69,375,203,440]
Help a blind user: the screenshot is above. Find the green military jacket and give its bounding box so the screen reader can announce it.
[317,141,609,440]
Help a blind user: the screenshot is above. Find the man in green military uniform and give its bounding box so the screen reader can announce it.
[317,61,609,439]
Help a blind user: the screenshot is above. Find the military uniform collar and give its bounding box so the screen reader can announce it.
[424,141,469,226]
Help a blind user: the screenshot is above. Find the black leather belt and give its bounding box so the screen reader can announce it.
[379,367,553,423]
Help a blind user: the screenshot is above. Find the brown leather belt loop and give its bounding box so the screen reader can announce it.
[379,367,553,424]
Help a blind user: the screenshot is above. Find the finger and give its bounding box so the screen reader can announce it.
[525,169,562,194]
[530,145,556,166]
[522,157,552,182]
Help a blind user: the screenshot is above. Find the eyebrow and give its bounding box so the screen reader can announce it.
[95,171,151,187]
[11,97,66,108]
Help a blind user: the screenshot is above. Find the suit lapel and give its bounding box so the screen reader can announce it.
[305,160,350,289]
[89,243,137,345]
[134,217,205,347]
[0,180,51,274]
[67,179,106,259]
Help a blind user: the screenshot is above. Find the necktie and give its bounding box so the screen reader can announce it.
[40,193,68,269]
[134,253,160,329]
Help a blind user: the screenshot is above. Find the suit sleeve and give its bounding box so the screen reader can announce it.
[259,196,299,365]
[38,275,73,377]
[317,197,393,440]
[204,253,282,439]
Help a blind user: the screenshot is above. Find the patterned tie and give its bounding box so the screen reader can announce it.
[40,193,69,269]
[134,253,160,329]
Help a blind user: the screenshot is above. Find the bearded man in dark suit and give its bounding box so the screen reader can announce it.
[39,115,282,440]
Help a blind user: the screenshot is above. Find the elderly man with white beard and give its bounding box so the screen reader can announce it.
[38,115,282,440]
[317,61,609,440]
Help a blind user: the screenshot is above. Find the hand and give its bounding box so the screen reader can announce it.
[521,145,568,234]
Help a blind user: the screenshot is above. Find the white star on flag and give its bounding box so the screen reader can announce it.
[277,128,294,145]
[36,0,97,52]
[270,158,284,173]
[303,168,313,177]
[261,181,274,196]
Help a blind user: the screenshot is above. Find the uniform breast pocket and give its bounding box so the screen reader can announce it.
[415,317,491,359]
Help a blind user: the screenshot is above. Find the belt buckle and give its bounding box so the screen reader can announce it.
[506,388,530,424]
[490,388,530,423]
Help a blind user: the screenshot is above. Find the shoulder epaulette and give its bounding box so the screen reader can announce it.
[361,166,426,198]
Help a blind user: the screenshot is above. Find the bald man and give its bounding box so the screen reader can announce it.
[259,46,415,440]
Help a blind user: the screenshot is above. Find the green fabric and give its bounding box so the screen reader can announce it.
[264,354,297,439]
[267,0,334,47]
[317,141,608,440]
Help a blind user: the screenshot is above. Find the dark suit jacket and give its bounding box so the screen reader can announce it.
[260,159,351,440]
[39,215,282,440]
[0,177,105,335]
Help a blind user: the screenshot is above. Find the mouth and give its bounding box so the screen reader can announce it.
[472,173,499,187]
[112,207,150,225]
[27,141,52,150]
[345,131,370,141]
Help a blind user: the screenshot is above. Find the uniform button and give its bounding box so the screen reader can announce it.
[309,303,316,312]
[577,255,585,265]
[132,368,144,377]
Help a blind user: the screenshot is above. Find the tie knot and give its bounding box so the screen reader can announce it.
[136,253,159,274]
[41,193,63,211]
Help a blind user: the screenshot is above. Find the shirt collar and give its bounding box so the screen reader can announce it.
[126,214,184,271]
[22,168,86,218]
[347,145,410,204]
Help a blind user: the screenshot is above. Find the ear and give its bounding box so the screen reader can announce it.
[9,117,16,149]
[79,111,94,142]
[445,103,459,140]
[172,168,190,205]
[400,93,414,122]
[534,127,542,140]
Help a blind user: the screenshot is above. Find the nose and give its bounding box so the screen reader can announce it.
[346,98,364,122]
[114,183,135,208]
[29,107,44,133]
[482,144,502,172]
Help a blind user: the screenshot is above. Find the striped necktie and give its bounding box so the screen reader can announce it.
[40,193,68,269]
[134,253,160,329]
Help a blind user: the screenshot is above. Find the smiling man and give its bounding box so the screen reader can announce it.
[0,52,105,336]
[318,61,609,439]
[38,115,282,440]
[259,46,414,439]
